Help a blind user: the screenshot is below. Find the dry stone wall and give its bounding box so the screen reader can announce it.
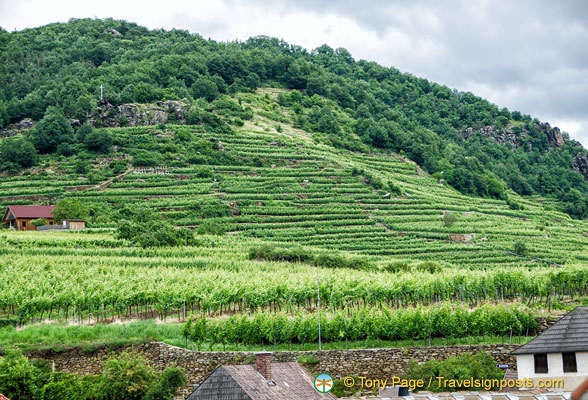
[28,342,519,399]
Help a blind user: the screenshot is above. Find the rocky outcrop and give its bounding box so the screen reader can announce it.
[459,122,567,150]
[0,118,33,138]
[94,100,190,127]
[573,153,588,181]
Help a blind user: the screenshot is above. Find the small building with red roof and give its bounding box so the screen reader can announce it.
[2,205,56,230]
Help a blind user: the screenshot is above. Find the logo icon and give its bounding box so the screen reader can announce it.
[314,373,334,393]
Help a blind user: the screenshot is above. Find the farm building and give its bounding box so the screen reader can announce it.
[1,205,55,231]
[513,306,588,391]
[186,352,336,400]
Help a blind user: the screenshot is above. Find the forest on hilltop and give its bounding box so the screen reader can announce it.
[1,18,587,218]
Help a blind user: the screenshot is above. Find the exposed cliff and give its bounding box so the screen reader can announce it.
[92,100,190,127]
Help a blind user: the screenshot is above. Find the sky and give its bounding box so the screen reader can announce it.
[1,0,587,147]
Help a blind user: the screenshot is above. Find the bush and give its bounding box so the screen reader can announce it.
[53,198,89,222]
[31,218,47,227]
[248,244,313,263]
[116,207,196,248]
[0,137,37,172]
[383,262,411,273]
[415,261,441,273]
[196,220,228,235]
[296,354,319,366]
[404,352,503,392]
[513,241,528,256]
[131,150,161,167]
[84,129,112,153]
[443,212,458,227]
[314,254,374,270]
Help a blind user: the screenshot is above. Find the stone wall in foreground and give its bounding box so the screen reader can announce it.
[28,342,519,398]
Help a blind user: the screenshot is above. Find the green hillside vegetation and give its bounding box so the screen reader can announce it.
[0,18,587,218]
[1,19,588,354]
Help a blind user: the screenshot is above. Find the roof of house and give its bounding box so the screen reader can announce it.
[187,362,336,400]
[4,205,55,219]
[513,306,588,354]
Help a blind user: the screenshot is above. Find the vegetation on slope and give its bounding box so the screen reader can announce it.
[1,19,587,217]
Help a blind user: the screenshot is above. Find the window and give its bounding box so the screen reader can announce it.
[534,353,548,374]
[49,222,53,225]
[562,352,577,373]
[21,221,26,227]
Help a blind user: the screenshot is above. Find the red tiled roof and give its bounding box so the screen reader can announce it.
[0,394,11,400]
[6,205,55,219]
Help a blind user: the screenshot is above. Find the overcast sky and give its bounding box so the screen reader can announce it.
[1,0,587,147]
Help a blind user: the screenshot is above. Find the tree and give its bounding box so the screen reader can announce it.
[192,77,220,102]
[84,129,112,153]
[31,107,74,154]
[0,137,37,171]
[52,198,89,223]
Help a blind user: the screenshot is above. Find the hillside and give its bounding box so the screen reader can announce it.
[1,88,588,330]
[1,18,588,219]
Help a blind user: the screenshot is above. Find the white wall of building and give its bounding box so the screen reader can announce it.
[516,352,588,390]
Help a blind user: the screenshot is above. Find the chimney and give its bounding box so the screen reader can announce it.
[255,351,272,380]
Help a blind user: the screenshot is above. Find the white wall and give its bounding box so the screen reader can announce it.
[516,352,588,391]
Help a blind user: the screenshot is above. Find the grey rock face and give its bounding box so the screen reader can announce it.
[573,153,588,181]
[94,100,190,127]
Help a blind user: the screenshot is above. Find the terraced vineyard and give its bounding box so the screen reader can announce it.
[1,90,587,343]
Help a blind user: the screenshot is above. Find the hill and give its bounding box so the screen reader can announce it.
[1,18,588,218]
[1,88,587,331]
[1,17,588,366]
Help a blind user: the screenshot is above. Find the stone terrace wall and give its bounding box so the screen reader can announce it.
[29,342,519,399]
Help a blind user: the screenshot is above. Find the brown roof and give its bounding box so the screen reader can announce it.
[188,362,336,400]
[0,394,10,400]
[513,306,588,354]
[5,205,55,219]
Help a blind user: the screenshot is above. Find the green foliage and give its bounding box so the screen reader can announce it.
[314,254,374,271]
[248,244,313,263]
[84,129,112,153]
[196,220,228,235]
[0,350,39,400]
[0,18,587,217]
[0,351,185,400]
[513,241,528,256]
[116,207,196,247]
[30,218,48,227]
[296,354,319,365]
[0,137,37,172]
[443,212,458,227]
[131,150,161,167]
[183,305,536,347]
[31,107,74,154]
[53,198,90,223]
[404,352,503,392]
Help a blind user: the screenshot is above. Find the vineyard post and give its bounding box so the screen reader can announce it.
[317,271,322,351]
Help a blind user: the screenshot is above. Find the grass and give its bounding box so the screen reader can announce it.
[0,320,533,352]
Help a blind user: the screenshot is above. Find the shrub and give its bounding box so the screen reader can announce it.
[197,220,228,235]
[31,218,48,227]
[84,129,112,153]
[296,354,319,366]
[248,245,313,263]
[514,241,528,256]
[116,207,196,248]
[132,150,161,167]
[383,262,411,273]
[404,352,502,392]
[443,212,458,227]
[314,254,374,270]
[414,261,441,273]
